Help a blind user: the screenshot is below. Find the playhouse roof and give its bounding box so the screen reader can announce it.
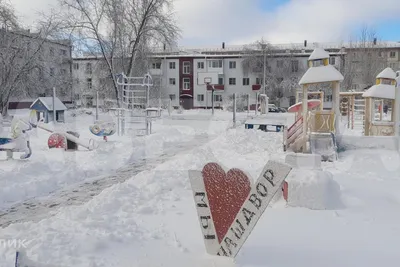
[299,65,344,85]
[30,97,67,111]
[309,48,330,60]
[362,84,395,99]
[377,67,396,80]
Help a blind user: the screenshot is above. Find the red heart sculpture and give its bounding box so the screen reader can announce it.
[202,163,251,243]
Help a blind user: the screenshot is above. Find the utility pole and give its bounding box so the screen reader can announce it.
[96,90,99,121]
[261,43,267,115]
[262,43,267,96]
[53,87,56,124]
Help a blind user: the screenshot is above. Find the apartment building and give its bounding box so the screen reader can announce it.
[0,28,73,108]
[149,42,345,109]
[71,41,400,109]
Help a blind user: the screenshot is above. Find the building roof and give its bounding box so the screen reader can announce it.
[299,65,344,85]
[30,97,67,111]
[309,48,330,60]
[377,67,397,80]
[362,84,395,99]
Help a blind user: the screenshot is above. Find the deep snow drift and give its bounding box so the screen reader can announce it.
[0,109,399,267]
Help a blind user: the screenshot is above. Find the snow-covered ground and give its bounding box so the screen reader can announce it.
[1,108,400,267]
[0,109,239,211]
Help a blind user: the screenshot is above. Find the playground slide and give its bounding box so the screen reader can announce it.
[309,132,338,162]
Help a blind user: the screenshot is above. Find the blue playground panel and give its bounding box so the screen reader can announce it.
[0,138,13,146]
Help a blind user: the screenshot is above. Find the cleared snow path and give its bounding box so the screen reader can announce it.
[0,134,211,228]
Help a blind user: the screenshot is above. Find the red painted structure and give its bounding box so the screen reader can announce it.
[179,58,194,109]
[202,162,251,243]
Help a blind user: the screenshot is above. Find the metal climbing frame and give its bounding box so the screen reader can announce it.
[115,73,154,136]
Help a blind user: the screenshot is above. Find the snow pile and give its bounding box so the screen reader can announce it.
[0,128,286,266]
[299,65,344,85]
[362,84,395,99]
[285,169,343,210]
[338,135,398,150]
[0,109,232,211]
[285,153,322,170]
[308,48,330,60]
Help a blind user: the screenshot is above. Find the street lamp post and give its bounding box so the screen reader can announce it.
[262,43,267,96]
[261,43,267,114]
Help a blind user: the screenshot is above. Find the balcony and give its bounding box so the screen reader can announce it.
[207,84,225,91]
[149,68,163,76]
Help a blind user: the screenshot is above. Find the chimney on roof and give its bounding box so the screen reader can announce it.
[222,42,225,49]
[304,40,307,47]
[373,38,377,45]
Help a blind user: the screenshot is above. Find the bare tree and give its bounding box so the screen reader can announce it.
[0,2,71,116]
[343,26,387,90]
[59,0,180,106]
[241,39,305,106]
[0,0,17,30]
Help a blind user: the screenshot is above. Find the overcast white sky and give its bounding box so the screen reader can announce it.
[10,0,400,46]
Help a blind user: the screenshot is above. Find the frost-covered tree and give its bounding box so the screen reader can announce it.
[241,38,305,106]
[59,0,180,106]
[343,26,388,90]
[0,1,71,116]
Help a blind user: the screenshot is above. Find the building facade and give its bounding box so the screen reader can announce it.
[71,41,400,109]
[0,28,73,109]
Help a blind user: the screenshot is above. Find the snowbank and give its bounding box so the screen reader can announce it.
[0,109,232,211]
[285,169,343,210]
[338,135,399,150]
[0,128,286,266]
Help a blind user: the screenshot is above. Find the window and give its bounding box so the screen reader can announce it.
[313,59,324,67]
[87,78,92,90]
[169,78,176,85]
[292,60,299,72]
[60,49,67,56]
[229,78,236,85]
[243,78,250,85]
[60,69,67,76]
[197,94,204,102]
[390,51,396,58]
[351,84,359,90]
[169,62,176,69]
[214,95,223,102]
[86,63,92,74]
[73,63,79,70]
[183,61,191,74]
[218,77,224,85]
[229,61,236,69]
[277,60,283,68]
[197,62,204,69]
[381,78,392,85]
[208,60,223,68]
[50,48,54,56]
[183,78,190,90]
[330,57,336,65]
[256,77,263,85]
[169,94,176,100]
[152,62,161,69]
[50,68,55,77]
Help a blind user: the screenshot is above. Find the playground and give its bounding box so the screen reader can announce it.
[0,49,400,267]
